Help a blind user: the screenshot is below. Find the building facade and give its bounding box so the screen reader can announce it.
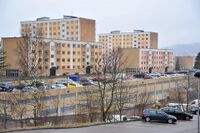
[175,56,195,70]
[121,48,174,73]
[2,37,102,76]
[98,30,158,59]
[21,16,96,42]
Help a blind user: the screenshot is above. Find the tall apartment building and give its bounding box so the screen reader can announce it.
[98,30,174,73]
[2,37,102,75]
[98,30,158,58]
[121,48,174,73]
[21,16,96,42]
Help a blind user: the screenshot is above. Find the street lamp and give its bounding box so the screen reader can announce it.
[194,71,200,133]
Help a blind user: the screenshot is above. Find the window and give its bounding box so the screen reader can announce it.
[77,58,80,62]
[62,66,65,69]
[67,59,70,62]
[77,51,80,55]
[67,44,70,48]
[57,58,60,62]
[44,58,48,62]
[57,51,60,54]
[44,50,48,54]
[38,58,42,62]
[77,44,80,48]
[51,54,54,58]
[62,43,65,47]
[73,51,76,55]
[73,44,76,48]
[73,59,75,62]
[51,62,54,66]
[71,32,74,35]
[62,58,65,62]
[67,66,70,68]
[62,51,65,54]
[67,51,70,55]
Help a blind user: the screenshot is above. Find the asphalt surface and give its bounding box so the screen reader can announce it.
[16,116,198,133]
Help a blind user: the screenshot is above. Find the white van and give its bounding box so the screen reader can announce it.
[167,103,188,112]
[189,99,200,107]
[106,115,128,122]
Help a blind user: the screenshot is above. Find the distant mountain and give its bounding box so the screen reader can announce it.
[162,43,200,56]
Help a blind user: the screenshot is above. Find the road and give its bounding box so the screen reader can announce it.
[16,116,198,133]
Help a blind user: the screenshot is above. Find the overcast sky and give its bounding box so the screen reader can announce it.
[0,0,200,47]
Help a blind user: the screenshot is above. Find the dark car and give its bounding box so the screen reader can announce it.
[161,107,193,120]
[142,109,177,124]
[0,83,14,92]
[190,106,200,115]
[134,73,146,78]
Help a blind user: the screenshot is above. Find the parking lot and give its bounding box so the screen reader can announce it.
[16,115,197,133]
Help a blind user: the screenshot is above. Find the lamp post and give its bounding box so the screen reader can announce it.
[194,71,200,133]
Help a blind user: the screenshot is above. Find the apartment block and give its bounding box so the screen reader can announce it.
[175,56,195,70]
[2,37,102,75]
[98,30,158,57]
[21,16,96,42]
[120,48,174,73]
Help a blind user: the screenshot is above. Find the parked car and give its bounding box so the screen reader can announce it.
[31,81,47,87]
[51,84,67,90]
[143,74,153,79]
[142,109,177,124]
[189,99,200,107]
[38,85,51,91]
[190,106,200,115]
[67,82,82,88]
[14,83,30,90]
[0,83,14,92]
[161,107,193,120]
[134,73,146,78]
[22,86,38,93]
[106,115,128,122]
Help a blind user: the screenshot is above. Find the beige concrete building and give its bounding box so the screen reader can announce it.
[98,30,158,58]
[2,37,102,75]
[175,56,195,70]
[121,48,174,73]
[21,16,96,42]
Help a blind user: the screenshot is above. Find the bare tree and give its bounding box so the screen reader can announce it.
[27,91,46,126]
[16,28,49,79]
[94,48,128,121]
[0,94,11,129]
[135,88,150,115]
[81,86,99,122]
[11,92,28,128]
[114,81,130,121]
